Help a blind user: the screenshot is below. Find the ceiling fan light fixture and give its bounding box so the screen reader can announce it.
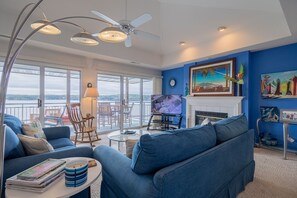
[217,26,227,32]
[31,19,61,35]
[179,41,186,46]
[71,32,99,46]
[98,27,127,43]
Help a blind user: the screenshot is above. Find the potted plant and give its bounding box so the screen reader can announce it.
[225,64,244,96]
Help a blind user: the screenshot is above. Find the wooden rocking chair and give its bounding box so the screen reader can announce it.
[66,103,100,147]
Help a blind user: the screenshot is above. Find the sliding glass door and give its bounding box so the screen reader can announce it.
[97,73,153,133]
[4,64,40,122]
[97,74,121,132]
[1,61,81,127]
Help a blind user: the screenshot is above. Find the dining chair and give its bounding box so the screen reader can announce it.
[66,103,100,147]
[98,102,118,128]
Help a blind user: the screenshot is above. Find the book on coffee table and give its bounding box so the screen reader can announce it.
[16,158,66,181]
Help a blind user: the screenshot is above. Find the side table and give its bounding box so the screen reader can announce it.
[5,157,101,198]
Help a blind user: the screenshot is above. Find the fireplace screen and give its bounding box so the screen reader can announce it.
[195,111,228,125]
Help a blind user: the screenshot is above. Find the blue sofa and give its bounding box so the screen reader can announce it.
[3,114,93,197]
[94,114,255,198]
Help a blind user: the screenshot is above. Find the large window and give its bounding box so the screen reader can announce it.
[1,62,81,127]
[97,73,153,132]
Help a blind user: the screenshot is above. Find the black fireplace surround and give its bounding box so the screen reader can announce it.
[195,111,228,125]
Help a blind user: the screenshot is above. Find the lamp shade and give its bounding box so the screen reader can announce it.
[31,19,61,35]
[84,87,99,98]
[98,27,127,43]
[71,32,99,46]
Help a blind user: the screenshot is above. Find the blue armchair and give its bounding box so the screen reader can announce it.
[3,114,93,197]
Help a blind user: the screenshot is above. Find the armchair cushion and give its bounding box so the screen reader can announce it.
[4,126,25,160]
[43,126,70,140]
[22,120,46,139]
[214,113,248,144]
[18,134,54,155]
[131,123,216,174]
[48,138,74,149]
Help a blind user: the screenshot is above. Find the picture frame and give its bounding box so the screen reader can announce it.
[261,70,297,99]
[189,58,235,96]
[280,109,297,124]
[260,106,280,122]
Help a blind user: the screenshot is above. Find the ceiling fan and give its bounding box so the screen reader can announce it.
[91,10,159,47]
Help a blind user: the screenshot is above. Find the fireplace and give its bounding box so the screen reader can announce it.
[185,96,244,127]
[195,111,228,125]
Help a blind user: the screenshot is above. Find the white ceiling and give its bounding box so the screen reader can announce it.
[1,0,297,69]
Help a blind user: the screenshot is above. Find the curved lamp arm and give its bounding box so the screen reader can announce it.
[0,1,112,196]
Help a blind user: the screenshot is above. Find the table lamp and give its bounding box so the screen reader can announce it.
[84,83,99,116]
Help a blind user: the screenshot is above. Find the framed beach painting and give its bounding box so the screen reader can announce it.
[189,58,235,96]
[261,70,297,99]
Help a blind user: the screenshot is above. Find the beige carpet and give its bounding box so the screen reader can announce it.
[238,148,297,198]
[77,133,297,198]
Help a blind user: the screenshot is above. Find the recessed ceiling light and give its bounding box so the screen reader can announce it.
[179,41,186,46]
[217,26,227,32]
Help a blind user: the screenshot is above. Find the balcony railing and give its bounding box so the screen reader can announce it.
[5,101,152,130]
[5,103,66,123]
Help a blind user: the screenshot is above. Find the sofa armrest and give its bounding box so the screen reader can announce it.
[93,146,158,198]
[4,146,93,185]
[43,126,70,140]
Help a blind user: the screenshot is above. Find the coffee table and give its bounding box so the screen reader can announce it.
[107,129,149,150]
[5,157,101,198]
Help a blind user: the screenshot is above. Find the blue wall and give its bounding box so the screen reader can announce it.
[250,43,297,151]
[162,51,250,128]
[162,43,297,151]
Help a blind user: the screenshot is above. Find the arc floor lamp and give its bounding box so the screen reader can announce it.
[0,0,126,196]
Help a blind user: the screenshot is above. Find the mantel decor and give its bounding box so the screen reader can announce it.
[189,58,235,96]
[0,0,114,196]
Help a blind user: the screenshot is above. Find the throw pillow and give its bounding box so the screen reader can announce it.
[213,113,248,144]
[4,126,26,159]
[22,120,46,139]
[125,139,138,159]
[17,134,54,155]
[131,123,216,174]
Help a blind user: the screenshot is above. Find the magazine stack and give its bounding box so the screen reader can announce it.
[6,158,66,193]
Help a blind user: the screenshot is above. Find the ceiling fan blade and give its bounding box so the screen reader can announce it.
[134,30,160,41]
[91,10,120,26]
[130,13,152,28]
[125,35,132,47]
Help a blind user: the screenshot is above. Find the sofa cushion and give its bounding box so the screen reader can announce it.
[4,114,23,135]
[18,134,54,155]
[48,138,74,149]
[4,126,26,159]
[214,114,248,144]
[131,123,217,174]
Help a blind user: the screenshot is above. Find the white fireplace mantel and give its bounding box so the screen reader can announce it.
[185,96,244,128]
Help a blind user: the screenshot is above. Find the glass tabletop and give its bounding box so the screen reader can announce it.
[107,130,149,142]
